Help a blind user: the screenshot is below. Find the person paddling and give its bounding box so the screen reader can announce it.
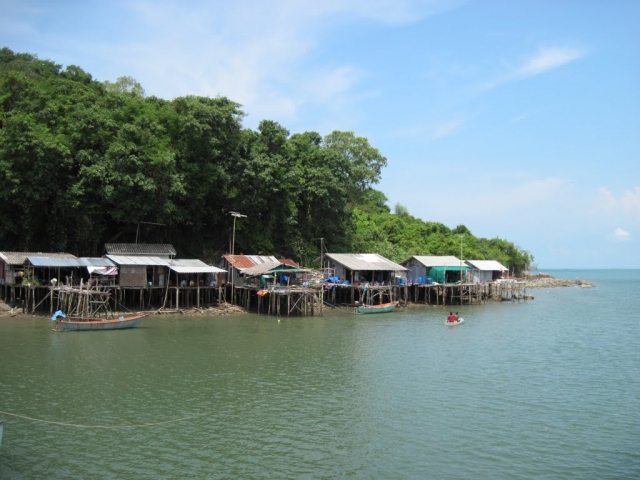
[447,312,456,323]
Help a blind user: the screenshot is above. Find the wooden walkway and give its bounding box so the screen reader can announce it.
[1,280,529,317]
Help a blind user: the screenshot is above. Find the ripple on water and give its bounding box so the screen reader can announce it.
[1,271,639,478]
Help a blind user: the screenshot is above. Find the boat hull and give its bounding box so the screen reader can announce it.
[354,301,399,314]
[445,318,465,326]
[54,313,149,331]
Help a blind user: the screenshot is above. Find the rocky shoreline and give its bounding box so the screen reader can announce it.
[522,273,594,289]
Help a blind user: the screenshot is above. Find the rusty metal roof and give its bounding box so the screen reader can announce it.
[0,252,77,265]
[278,258,300,268]
[223,255,279,269]
[325,253,407,271]
[105,244,176,256]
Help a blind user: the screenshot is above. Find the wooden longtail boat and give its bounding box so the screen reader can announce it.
[53,313,149,331]
[50,283,150,331]
[354,301,399,314]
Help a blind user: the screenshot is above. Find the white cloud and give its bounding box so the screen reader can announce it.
[111,0,458,126]
[3,0,462,128]
[620,186,640,212]
[483,47,586,90]
[401,173,570,223]
[610,227,631,242]
[517,48,585,77]
[595,186,640,219]
[433,117,466,139]
[389,116,467,140]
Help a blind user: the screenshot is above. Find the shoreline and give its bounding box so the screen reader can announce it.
[522,273,594,289]
[0,273,594,318]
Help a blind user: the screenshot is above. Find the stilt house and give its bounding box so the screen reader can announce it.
[465,260,508,283]
[322,253,407,285]
[401,255,470,284]
[0,252,77,285]
[104,244,177,287]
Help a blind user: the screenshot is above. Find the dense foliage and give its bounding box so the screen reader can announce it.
[0,48,532,273]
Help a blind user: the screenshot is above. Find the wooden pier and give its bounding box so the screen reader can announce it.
[1,280,529,317]
[228,285,324,316]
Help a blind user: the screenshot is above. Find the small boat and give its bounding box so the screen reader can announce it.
[354,301,399,314]
[53,313,149,331]
[445,318,465,326]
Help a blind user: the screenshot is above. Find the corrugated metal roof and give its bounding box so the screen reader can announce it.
[241,262,282,276]
[466,260,508,271]
[0,252,77,265]
[223,255,278,269]
[79,257,117,267]
[168,259,226,274]
[106,255,169,266]
[27,257,115,268]
[105,243,176,256]
[407,256,463,268]
[325,253,407,271]
[278,258,300,268]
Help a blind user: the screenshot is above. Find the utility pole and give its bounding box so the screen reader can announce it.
[320,238,324,280]
[460,235,464,284]
[229,212,246,305]
[230,211,246,255]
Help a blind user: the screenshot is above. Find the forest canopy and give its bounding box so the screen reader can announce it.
[0,48,533,273]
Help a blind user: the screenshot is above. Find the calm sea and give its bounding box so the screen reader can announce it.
[1,269,639,479]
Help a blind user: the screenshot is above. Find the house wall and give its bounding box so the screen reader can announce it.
[402,259,427,281]
[4,265,17,285]
[325,262,348,281]
[119,265,147,287]
[471,270,493,283]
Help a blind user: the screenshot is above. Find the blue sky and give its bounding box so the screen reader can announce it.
[2,0,639,268]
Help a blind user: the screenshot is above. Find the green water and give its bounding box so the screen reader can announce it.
[1,270,639,479]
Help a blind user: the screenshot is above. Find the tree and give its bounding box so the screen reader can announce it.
[324,131,387,202]
[394,203,409,216]
[103,76,145,96]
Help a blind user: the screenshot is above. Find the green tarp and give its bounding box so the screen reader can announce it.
[428,265,470,284]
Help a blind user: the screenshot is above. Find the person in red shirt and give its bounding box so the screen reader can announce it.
[447,312,456,322]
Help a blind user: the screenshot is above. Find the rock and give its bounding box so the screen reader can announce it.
[522,274,594,289]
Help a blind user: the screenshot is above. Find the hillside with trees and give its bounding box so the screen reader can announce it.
[0,48,533,273]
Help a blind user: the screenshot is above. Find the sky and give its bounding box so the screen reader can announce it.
[1,0,639,268]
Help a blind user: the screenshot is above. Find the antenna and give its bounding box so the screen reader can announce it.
[134,221,166,243]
